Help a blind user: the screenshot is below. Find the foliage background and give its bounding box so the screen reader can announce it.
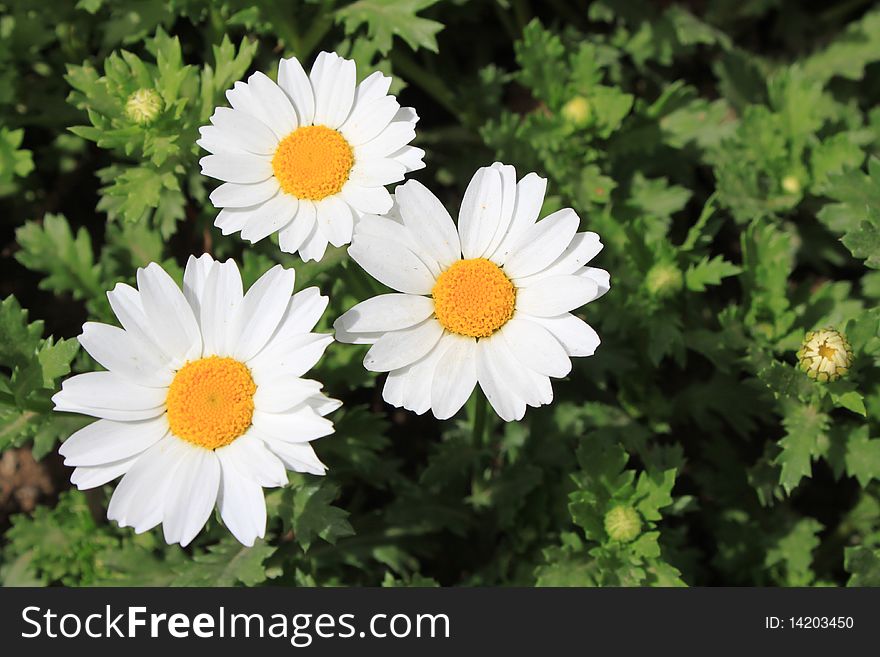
[2,0,880,587]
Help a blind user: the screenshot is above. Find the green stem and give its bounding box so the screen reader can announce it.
[390,50,460,120]
[471,390,488,446]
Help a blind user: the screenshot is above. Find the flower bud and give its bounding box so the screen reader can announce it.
[781,175,801,194]
[797,328,853,382]
[645,262,683,298]
[125,88,163,126]
[561,96,592,128]
[604,504,642,542]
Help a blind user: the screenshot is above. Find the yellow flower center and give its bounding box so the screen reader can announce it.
[271,125,354,200]
[165,356,256,450]
[432,258,516,338]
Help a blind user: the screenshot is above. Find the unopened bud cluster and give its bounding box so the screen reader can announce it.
[604,504,642,542]
[797,328,853,382]
[125,88,163,126]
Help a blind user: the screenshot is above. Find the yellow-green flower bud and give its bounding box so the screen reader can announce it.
[125,88,163,126]
[604,504,642,542]
[561,96,592,128]
[645,262,683,298]
[781,175,801,194]
[797,328,853,382]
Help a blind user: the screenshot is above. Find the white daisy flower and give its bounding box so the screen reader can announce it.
[199,51,425,262]
[52,255,338,547]
[334,163,610,422]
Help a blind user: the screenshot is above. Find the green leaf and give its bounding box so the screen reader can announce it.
[336,0,444,55]
[15,214,104,301]
[685,255,742,292]
[283,479,355,551]
[845,426,880,487]
[172,539,276,587]
[844,546,880,587]
[841,220,880,269]
[774,405,829,494]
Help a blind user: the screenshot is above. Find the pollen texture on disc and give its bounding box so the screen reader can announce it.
[432,258,516,338]
[272,125,354,200]
[166,356,256,449]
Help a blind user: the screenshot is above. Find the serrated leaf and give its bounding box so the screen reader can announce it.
[172,540,276,587]
[15,214,103,301]
[286,479,354,551]
[774,405,829,494]
[845,425,880,487]
[336,0,444,55]
[844,546,880,587]
[685,255,742,292]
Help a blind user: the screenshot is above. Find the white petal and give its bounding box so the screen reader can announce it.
[183,253,215,320]
[340,95,400,145]
[215,207,250,236]
[210,106,278,154]
[106,283,167,359]
[246,71,298,138]
[298,221,330,262]
[339,183,393,215]
[363,318,444,372]
[107,436,187,533]
[278,56,315,125]
[200,259,244,357]
[356,214,441,276]
[248,333,333,378]
[500,318,571,377]
[252,406,334,443]
[476,340,526,422]
[232,265,295,362]
[515,231,603,283]
[334,293,434,334]
[240,193,298,243]
[311,52,356,128]
[354,71,392,104]
[200,153,273,183]
[209,179,280,208]
[389,145,426,172]
[253,375,323,413]
[478,333,546,407]
[218,460,267,546]
[459,166,503,259]
[70,456,138,490]
[503,208,580,279]
[270,287,329,340]
[197,124,247,155]
[382,339,446,414]
[53,372,166,421]
[216,432,288,487]
[279,202,317,254]
[348,158,406,187]
[482,163,518,259]
[431,334,478,420]
[59,416,169,467]
[315,195,354,247]
[491,172,548,265]
[355,122,415,159]
[578,266,611,298]
[349,234,436,294]
[78,322,172,387]
[516,275,601,316]
[226,80,275,131]
[137,262,202,363]
[396,180,461,267]
[528,313,601,357]
[162,445,220,547]
[261,439,327,475]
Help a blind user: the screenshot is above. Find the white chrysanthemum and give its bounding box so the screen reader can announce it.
[199,51,425,262]
[334,163,610,422]
[52,255,338,547]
